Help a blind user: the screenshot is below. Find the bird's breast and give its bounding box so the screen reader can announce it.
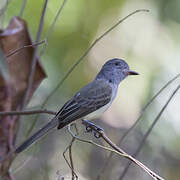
[84,83,118,120]
[84,102,111,120]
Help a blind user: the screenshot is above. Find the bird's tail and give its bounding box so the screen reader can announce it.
[15,117,59,154]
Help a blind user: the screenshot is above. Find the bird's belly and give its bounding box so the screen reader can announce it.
[84,102,111,120]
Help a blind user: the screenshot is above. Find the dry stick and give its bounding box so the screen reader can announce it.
[0,0,8,16]
[6,40,46,58]
[0,109,56,116]
[63,124,79,179]
[68,124,79,180]
[69,138,77,180]
[68,124,164,180]
[40,0,67,56]
[63,138,78,180]
[29,9,149,137]
[19,0,28,17]
[0,0,8,28]
[119,84,180,180]
[21,0,48,109]
[96,73,180,180]
[26,0,68,137]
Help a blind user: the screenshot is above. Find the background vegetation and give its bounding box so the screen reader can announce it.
[1,0,180,179]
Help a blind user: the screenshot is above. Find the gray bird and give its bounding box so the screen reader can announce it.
[15,58,138,153]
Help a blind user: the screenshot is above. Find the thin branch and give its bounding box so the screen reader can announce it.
[0,0,8,16]
[63,137,78,180]
[12,156,32,175]
[68,124,164,180]
[21,0,48,109]
[19,0,28,17]
[0,109,56,116]
[97,73,180,180]
[25,0,69,137]
[69,138,76,180]
[119,84,180,180]
[0,0,9,28]
[28,9,149,138]
[6,40,46,58]
[63,124,79,180]
[40,0,67,56]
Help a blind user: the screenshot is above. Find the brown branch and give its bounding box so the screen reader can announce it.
[40,0,67,56]
[6,40,46,58]
[0,109,56,116]
[119,84,180,180]
[78,122,164,180]
[97,72,180,180]
[63,124,79,179]
[69,138,76,180]
[21,0,48,109]
[68,123,164,180]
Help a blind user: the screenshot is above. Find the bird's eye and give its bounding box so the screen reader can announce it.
[115,62,119,66]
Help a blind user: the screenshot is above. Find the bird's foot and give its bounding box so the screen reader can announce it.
[82,120,104,138]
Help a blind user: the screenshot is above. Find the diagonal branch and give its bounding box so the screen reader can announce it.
[40,0,67,56]
[119,84,180,180]
[21,0,48,109]
[97,73,180,180]
[68,123,164,180]
[6,40,46,58]
[19,0,28,17]
[0,109,56,116]
[41,9,149,108]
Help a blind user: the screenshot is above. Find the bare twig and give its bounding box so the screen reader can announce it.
[97,73,180,180]
[69,138,76,180]
[26,0,68,137]
[63,124,79,179]
[21,0,48,109]
[0,0,8,16]
[40,0,67,56]
[119,84,180,180]
[63,138,78,180]
[6,40,46,58]
[68,124,164,180]
[19,0,28,17]
[29,9,149,138]
[0,109,56,116]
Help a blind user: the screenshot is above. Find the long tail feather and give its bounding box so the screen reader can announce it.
[15,118,59,154]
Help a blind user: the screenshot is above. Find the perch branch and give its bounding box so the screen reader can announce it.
[97,72,180,180]
[119,84,180,180]
[68,123,164,180]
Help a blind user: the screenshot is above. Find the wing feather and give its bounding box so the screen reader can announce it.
[56,79,112,129]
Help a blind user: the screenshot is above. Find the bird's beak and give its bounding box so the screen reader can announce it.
[127,70,139,75]
[124,69,139,75]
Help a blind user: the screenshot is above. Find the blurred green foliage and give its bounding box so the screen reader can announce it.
[1,0,180,179]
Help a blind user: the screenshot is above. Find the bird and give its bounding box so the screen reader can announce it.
[15,58,139,154]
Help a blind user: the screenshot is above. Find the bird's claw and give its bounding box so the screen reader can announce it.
[82,120,104,138]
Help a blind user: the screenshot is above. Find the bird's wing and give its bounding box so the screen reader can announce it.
[56,79,112,129]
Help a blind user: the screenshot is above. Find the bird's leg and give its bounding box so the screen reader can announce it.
[82,120,104,138]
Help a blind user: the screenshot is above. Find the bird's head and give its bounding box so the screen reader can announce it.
[96,58,139,84]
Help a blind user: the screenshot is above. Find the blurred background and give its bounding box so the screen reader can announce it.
[1,0,180,179]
